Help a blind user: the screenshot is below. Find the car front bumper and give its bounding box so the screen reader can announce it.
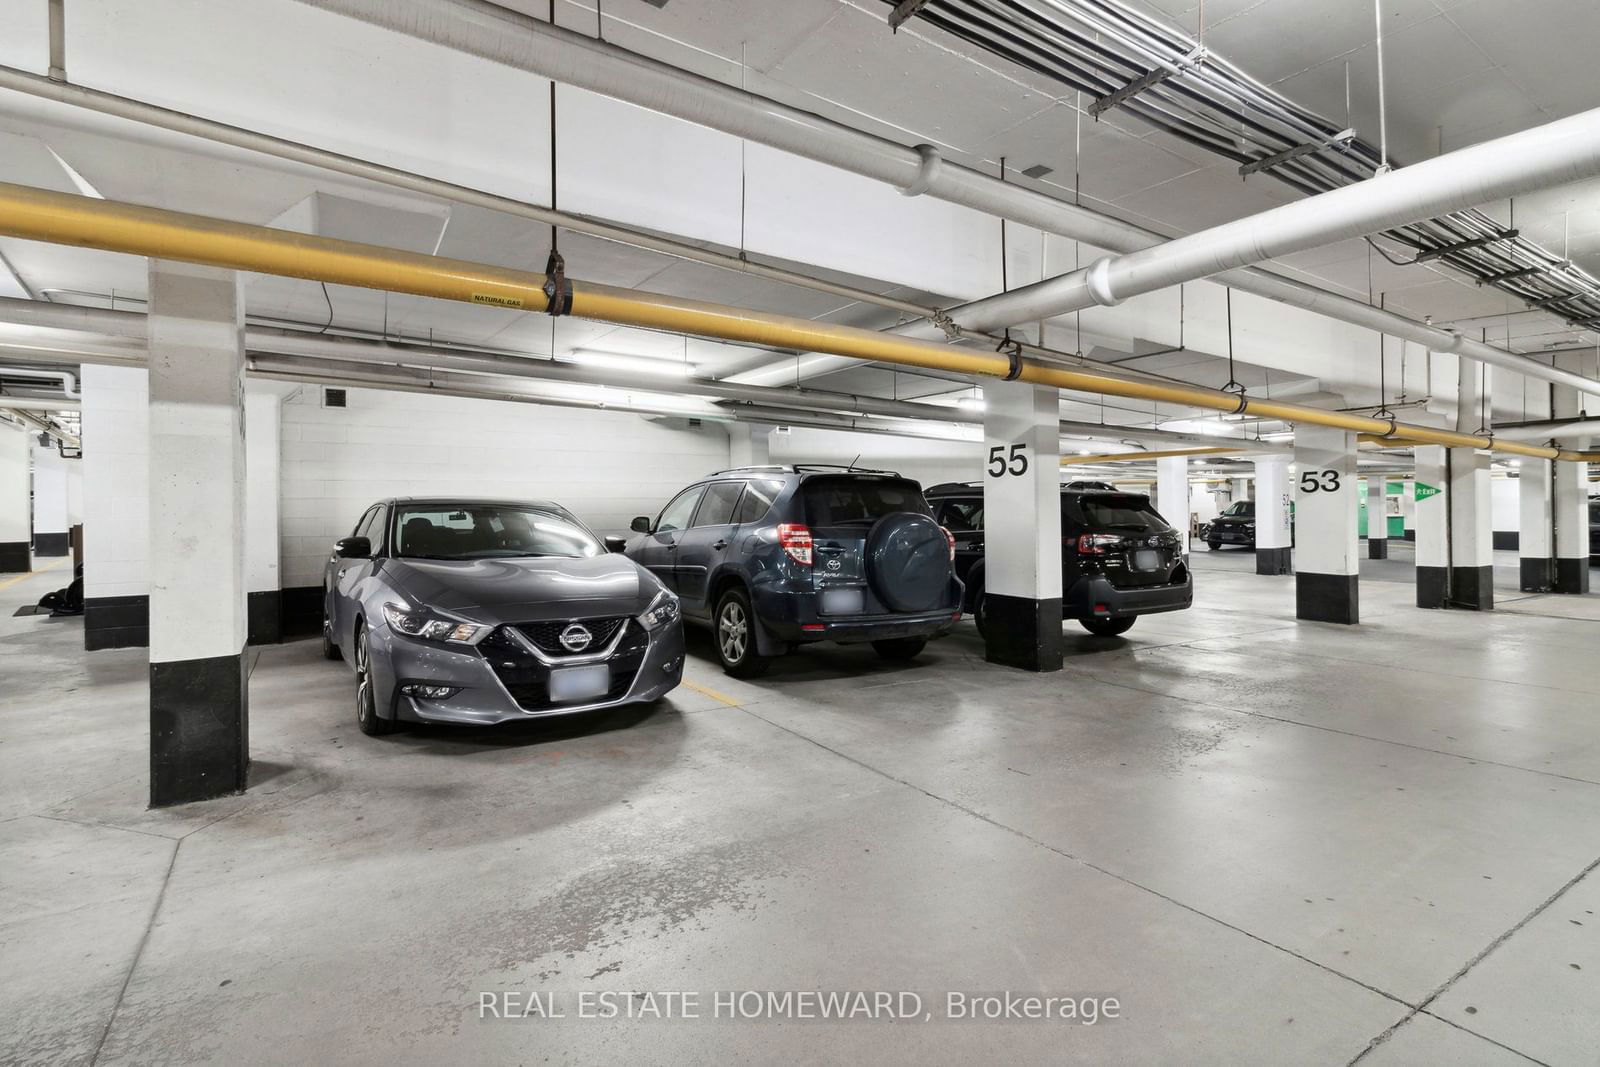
[1064,573,1192,620]
[370,620,685,726]
[1208,524,1255,544]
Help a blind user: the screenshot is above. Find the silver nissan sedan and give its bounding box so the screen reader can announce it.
[322,498,684,735]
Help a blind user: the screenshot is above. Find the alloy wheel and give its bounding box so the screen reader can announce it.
[718,600,748,664]
[355,629,373,725]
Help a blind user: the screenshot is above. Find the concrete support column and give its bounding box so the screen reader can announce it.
[1447,448,1494,609]
[1156,455,1189,551]
[1293,426,1359,623]
[981,380,1062,672]
[30,440,69,556]
[1252,456,1292,575]
[1517,457,1554,593]
[1230,476,1250,505]
[727,422,771,469]
[0,419,29,572]
[245,384,282,645]
[1366,475,1389,559]
[81,364,150,650]
[1415,446,1449,608]
[147,260,249,807]
[1551,355,1591,594]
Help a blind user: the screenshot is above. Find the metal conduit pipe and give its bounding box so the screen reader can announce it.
[952,105,1600,319]
[0,364,77,396]
[0,180,1592,463]
[0,396,80,410]
[293,0,1600,399]
[1490,420,1600,443]
[0,65,1159,387]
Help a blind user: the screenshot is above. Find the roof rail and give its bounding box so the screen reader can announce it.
[924,481,982,494]
[706,464,794,476]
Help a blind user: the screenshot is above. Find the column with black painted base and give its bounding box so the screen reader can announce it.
[30,439,70,557]
[1517,457,1554,593]
[0,418,28,572]
[147,260,249,807]
[1447,447,1494,609]
[1365,475,1388,559]
[1253,456,1292,575]
[1293,425,1358,624]
[1156,454,1189,553]
[1415,446,1449,608]
[980,380,1062,672]
[1551,356,1591,594]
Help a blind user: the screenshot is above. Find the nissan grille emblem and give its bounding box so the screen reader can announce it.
[559,623,593,652]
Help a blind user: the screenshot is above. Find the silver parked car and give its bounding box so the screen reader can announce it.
[322,498,684,735]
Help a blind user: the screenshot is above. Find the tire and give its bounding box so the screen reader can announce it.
[1206,540,1221,552]
[1081,616,1136,637]
[971,583,989,639]
[714,587,772,678]
[322,616,342,661]
[352,623,397,736]
[866,512,951,612]
[872,637,927,661]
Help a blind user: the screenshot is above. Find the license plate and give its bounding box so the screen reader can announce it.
[548,665,610,702]
[1132,549,1162,571]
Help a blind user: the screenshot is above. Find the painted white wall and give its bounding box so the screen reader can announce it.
[30,440,70,537]
[81,365,149,600]
[246,384,283,596]
[1490,475,1520,533]
[277,386,731,588]
[0,420,29,546]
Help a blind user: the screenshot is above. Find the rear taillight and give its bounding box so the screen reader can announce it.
[1077,533,1122,555]
[778,523,813,566]
[941,525,955,561]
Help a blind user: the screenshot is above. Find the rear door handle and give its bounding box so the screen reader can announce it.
[712,540,729,550]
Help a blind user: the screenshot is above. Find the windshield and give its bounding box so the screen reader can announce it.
[802,477,931,527]
[1065,494,1173,534]
[393,504,602,560]
[1221,501,1255,518]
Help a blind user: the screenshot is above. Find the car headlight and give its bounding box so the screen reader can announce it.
[636,589,681,632]
[382,603,490,645]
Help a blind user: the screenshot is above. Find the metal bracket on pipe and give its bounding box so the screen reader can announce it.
[542,250,573,316]
[997,335,1024,381]
[1085,257,1122,307]
[1238,128,1355,179]
[1477,266,1542,286]
[1412,229,1518,264]
[1088,46,1205,119]
[898,144,942,197]
[887,0,934,31]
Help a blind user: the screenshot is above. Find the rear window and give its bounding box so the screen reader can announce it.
[1064,494,1172,534]
[802,477,931,527]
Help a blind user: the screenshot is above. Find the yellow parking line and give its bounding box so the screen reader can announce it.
[0,558,66,592]
[681,678,741,707]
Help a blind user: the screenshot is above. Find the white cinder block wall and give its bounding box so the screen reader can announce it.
[278,387,731,588]
[81,364,150,601]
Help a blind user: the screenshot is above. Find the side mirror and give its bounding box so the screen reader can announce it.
[604,535,627,554]
[630,516,652,533]
[335,536,371,559]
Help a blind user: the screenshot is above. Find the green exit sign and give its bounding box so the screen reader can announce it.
[1414,483,1441,502]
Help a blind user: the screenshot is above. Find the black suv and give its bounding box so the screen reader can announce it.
[1207,499,1255,549]
[925,482,1192,637]
[625,466,963,677]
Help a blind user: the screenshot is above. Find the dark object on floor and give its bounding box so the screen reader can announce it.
[12,605,48,617]
[37,564,85,617]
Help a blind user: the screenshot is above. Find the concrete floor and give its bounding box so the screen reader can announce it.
[5,552,1600,1064]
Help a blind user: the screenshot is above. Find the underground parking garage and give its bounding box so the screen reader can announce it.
[5,1,1600,1063]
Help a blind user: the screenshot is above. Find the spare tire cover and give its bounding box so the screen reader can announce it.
[866,512,951,612]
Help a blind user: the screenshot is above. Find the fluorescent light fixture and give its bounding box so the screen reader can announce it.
[563,350,696,378]
[956,396,986,412]
[1260,431,1295,442]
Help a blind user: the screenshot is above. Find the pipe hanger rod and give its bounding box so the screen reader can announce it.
[0,179,1591,462]
[288,0,1600,399]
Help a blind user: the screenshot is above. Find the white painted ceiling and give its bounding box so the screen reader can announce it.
[0,0,1597,434]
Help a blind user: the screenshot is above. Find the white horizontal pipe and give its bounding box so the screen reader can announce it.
[1492,419,1600,442]
[0,396,79,410]
[294,0,1600,401]
[965,105,1600,320]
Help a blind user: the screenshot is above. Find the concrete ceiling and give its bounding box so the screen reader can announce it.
[0,0,1595,435]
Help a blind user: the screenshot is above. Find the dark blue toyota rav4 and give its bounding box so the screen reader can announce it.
[625,466,963,676]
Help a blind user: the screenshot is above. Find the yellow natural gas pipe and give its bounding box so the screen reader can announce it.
[0,181,1594,463]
